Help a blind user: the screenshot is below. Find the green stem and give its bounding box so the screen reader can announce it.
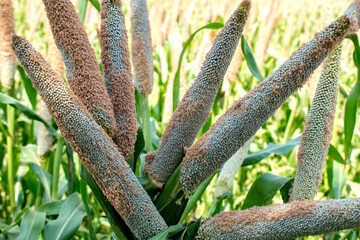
[52,137,64,201]
[6,86,16,209]
[139,93,152,152]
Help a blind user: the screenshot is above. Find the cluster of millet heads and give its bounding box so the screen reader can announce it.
[7,0,360,239]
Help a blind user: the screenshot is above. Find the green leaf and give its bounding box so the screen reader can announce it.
[16,209,46,240]
[80,165,132,240]
[20,145,40,165]
[345,35,360,161]
[17,66,37,109]
[79,0,88,23]
[331,161,346,199]
[241,173,293,210]
[241,35,264,81]
[131,127,145,172]
[149,224,186,240]
[155,165,181,211]
[30,163,52,202]
[35,200,65,216]
[89,0,100,12]
[173,22,224,111]
[176,218,202,240]
[178,175,215,224]
[44,193,86,240]
[328,144,345,165]
[242,136,301,166]
[279,178,294,203]
[80,180,96,240]
[0,93,59,136]
[159,190,188,225]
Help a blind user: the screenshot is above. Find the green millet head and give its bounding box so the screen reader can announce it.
[131,0,153,95]
[11,34,167,240]
[42,0,118,138]
[37,99,53,158]
[290,45,342,202]
[214,135,254,200]
[180,13,356,195]
[0,0,16,90]
[144,0,251,186]
[196,198,360,240]
[100,0,137,161]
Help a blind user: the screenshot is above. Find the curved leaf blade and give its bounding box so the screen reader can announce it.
[173,22,224,111]
[16,209,46,240]
[0,93,59,136]
[242,136,301,166]
[30,163,52,202]
[241,35,264,81]
[241,173,293,210]
[44,193,86,240]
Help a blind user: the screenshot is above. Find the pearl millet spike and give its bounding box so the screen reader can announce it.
[100,0,137,161]
[144,0,251,187]
[290,45,342,202]
[0,0,16,90]
[131,0,154,95]
[42,0,118,139]
[11,35,167,240]
[180,12,358,195]
[196,198,360,240]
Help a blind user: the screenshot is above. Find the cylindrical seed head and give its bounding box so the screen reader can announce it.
[0,0,16,90]
[196,198,360,239]
[290,45,342,202]
[144,0,251,186]
[100,0,137,161]
[131,0,154,95]
[11,35,167,240]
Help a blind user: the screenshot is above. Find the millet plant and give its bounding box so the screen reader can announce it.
[2,0,360,239]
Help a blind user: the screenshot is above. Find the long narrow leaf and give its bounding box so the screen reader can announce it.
[78,0,88,23]
[178,175,215,224]
[89,0,100,12]
[242,136,301,166]
[0,93,58,136]
[30,163,52,202]
[44,193,86,240]
[241,35,264,81]
[173,22,224,111]
[345,35,360,161]
[16,209,46,240]
[17,65,37,109]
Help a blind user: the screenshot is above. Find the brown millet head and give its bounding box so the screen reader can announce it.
[131,0,154,95]
[180,14,355,195]
[196,198,360,240]
[290,45,342,202]
[11,34,167,240]
[100,0,137,161]
[143,0,251,186]
[42,0,118,138]
[0,0,16,90]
